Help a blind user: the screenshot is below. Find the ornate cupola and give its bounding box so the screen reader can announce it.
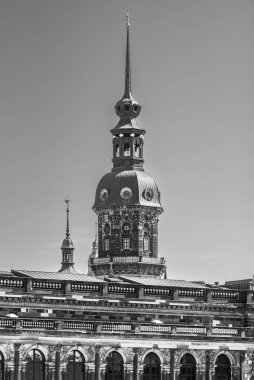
[91,14,166,278]
[58,198,78,274]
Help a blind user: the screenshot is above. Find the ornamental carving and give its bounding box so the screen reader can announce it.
[85,347,95,362]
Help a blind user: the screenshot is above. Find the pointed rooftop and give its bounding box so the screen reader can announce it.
[112,12,144,135]
[59,198,78,274]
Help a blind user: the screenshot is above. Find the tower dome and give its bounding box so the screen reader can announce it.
[90,14,166,278]
[93,170,162,210]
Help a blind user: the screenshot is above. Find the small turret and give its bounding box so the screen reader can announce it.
[58,198,78,274]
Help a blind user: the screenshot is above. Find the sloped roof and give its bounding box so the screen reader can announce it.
[0,271,14,277]
[11,270,104,283]
[119,276,207,289]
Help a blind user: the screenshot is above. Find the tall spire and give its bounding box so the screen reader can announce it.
[113,12,142,128]
[124,11,131,96]
[59,198,78,274]
[65,197,70,239]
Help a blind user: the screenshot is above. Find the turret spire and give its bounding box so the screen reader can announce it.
[65,197,70,239]
[124,11,131,96]
[59,198,78,274]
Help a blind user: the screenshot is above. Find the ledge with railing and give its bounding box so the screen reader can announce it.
[0,316,250,338]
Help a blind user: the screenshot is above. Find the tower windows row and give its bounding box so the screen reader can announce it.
[113,139,142,158]
[103,236,150,253]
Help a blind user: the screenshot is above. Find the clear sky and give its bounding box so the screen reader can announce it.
[0,0,253,283]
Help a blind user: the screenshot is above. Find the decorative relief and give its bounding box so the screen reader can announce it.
[86,346,95,362]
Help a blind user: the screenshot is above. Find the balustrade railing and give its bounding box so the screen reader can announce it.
[0,316,247,337]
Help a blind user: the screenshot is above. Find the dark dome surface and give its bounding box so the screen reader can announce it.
[93,170,162,210]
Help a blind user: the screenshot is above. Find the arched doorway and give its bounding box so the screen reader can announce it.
[26,349,45,380]
[179,353,196,380]
[0,352,4,380]
[215,354,231,380]
[105,351,124,380]
[67,350,85,380]
[143,352,161,380]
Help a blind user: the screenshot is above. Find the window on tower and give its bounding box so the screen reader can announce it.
[104,239,110,251]
[114,143,120,157]
[134,141,141,157]
[144,237,150,252]
[122,222,131,232]
[122,237,131,250]
[123,143,130,156]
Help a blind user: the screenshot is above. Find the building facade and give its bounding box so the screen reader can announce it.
[0,16,254,380]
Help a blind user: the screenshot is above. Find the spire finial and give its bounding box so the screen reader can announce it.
[126,11,130,27]
[65,197,71,238]
[124,11,131,95]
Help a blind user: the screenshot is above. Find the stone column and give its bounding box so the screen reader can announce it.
[133,349,139,380]
[54,345,62,380]
[87,363,96,380]
[174,365,181,380]
[162,365,171,380]
[170,349,176,380]
[137,364,144,380]
[13,343,20,380]
[99,364,106,380]
[6,363,15,380]
[240,352,245,380]
[95,346,101,380]
[197,365,206,380]
[205,351,211,380]
[47,361,55,380]
[210,367,215,380]
[125,363,134,380]
[232,366,241,380]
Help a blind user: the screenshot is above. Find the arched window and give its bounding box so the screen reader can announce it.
[104,238,110,251]
[143,224,151,253]
[215,354,231,380]
[105,351,124,380]
[114,143,120,157]
[144,236,150,251]
[26,349,45,380]
[104,223,111,235]
[67,350,85,380]
[0,352,4,380]
[123,143,130,156]
[134,140,141,157]
[143,352,161,380]
[122,222,131,233]
[179,354,196,380]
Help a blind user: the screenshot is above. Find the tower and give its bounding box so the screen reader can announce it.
[58,198,78,274]
[90,15,166,278]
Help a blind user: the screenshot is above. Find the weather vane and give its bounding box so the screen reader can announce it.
[126,11,130,27]
[65,197,71,209]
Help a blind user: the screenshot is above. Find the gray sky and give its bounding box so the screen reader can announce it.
[0,0,254,283]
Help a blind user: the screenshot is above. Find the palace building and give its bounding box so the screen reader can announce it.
[0,16,254,380]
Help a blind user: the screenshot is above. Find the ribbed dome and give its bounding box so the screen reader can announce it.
[93,170,162,210]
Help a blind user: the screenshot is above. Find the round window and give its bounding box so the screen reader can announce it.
[143,188,154,201]
[120,187,133,200]
[99,188,109,201]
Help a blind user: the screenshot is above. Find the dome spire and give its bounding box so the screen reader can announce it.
[124,11,131,96]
